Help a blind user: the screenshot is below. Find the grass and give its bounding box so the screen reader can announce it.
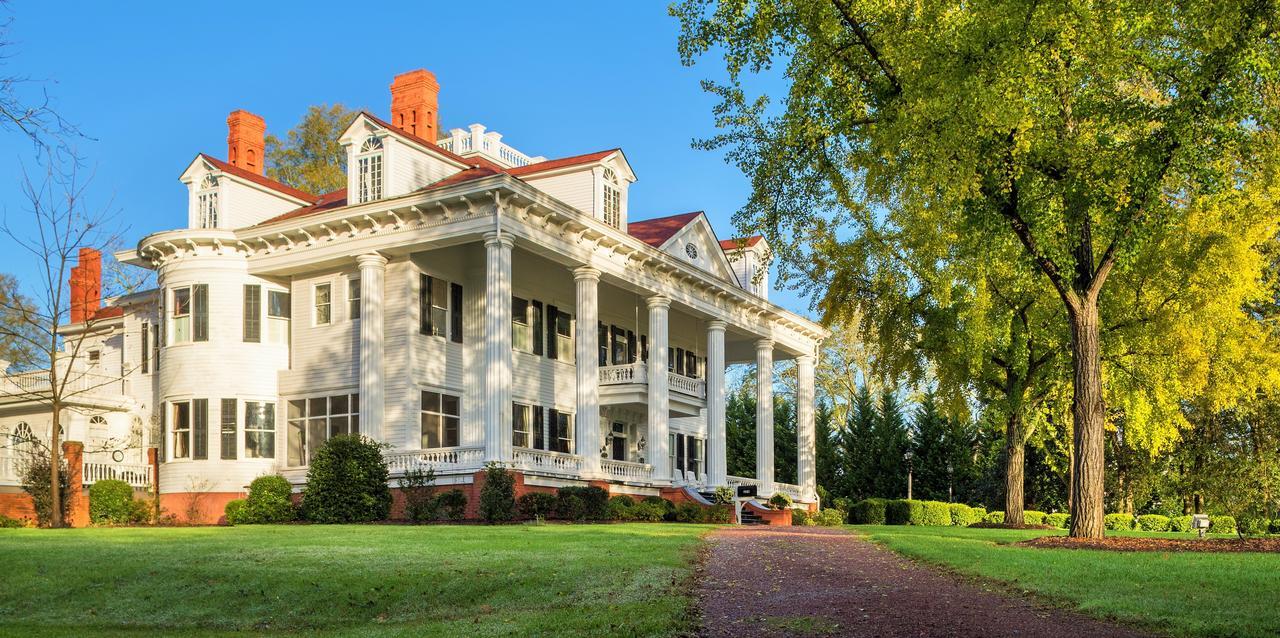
[853,524,1280,638]
[0,523,713,637]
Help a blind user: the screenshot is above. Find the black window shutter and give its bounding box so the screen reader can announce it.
[549,408,559,451]
[243,285,261,343]
[221,398,237,460]
[640,335,648,362]
[152,324,161,371]
[140,323,149,374]
[193,284,209,342]
[193,398,208,460]
[419,274,431,335]
[627,331,637,364]
[533,406,545,450]
[546,305,559,360]
[450,283,463,343]
[531,300,544,355]
[598,323,608,366]
[159,403,166,462]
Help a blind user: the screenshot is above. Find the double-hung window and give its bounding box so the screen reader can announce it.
[602,168,621,228]
[244,401,275,459]
[172,401,191,459]
[267,290,290,344]
[314,283,332,326]
[512,297,532,352]
[420,274,447,337]
[356,136,384,203]
[549,409,572,453]
[348,278,360,320]
[514,403,549,450]
[286,393,358,466]
[171,288,191,343]
[170,285,208,344]
[420,391,460,448]
[553,310,573,360]
[197,174,219,229]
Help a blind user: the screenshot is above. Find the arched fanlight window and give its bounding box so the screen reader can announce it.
[357,136,384,203]
[197,174,219,229]
[11,422,32,448]
[601,167,622,229]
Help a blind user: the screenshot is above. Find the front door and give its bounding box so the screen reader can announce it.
[611,422,626,460]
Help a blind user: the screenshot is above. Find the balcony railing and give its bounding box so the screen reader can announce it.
[511,448,583,477]
[600,458,652,482]
[436,124,545,169]
[83,461,150,488]
[384,446,485,474]
[1,369,127,398]
[598,363,706,399]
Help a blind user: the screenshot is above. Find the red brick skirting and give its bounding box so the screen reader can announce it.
[743,500,792,526]
[0,441,88,527]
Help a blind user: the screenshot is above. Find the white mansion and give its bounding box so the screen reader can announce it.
[0,69,828,520]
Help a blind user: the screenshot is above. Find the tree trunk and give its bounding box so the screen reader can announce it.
[50,405,63,528]
[1068,301,1105,538]
[1003,412,1025,526]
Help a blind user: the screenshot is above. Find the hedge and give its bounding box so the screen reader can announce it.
[517,492,557,520]
[1136,514,1171,532]
[556,486,609,521]
[1045,513,1069,529]
[88,479,134,525]
[1210,515,1236,534]
[814,508,845,526]
[983,511,1005,524]
[1103,513,1134,530]
[948,503,980,527]
[1170,515,1194,533]
[1023,510,1046,526]
[850,498,888,525]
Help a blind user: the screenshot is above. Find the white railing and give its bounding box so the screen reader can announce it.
[599,363,646,385]
[1,369,126,398]
[600,459,652,482]
[83,462,150,488]
[727,475,763,489]
[775,481,805,501]
[669,374,706,399]
[438,125,545,169]
[384,446,484,474]
[0,450,21,485]
[511,448,582,476]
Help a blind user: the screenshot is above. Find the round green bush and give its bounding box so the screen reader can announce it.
[1136,514,1171,532]
[983,511,1005,524]
[1170,515,1194,532]
[1210,515,1236,534]
[1044,513,1070,529]
[302,435,391,523]
[920,501,952,526]
[1104,513,1134,530]
[815,508,845,526]
[608,495,636,521]
[224,498,247,525]
[948,503,979,527]
[236,474,297,524]
[1023,510,1046,526]
[436,489,468,521]
[88,479,135,525]
[631,500,667,522]
[478,463,516,523]
[768,492,793,510]
[792,508,813,525]
[850,498,888,525]
[517,492,557,520]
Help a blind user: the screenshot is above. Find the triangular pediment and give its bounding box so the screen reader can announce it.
[657,214,741,287]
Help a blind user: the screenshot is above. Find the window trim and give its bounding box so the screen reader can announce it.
[243,400,276,460]
[420,389,461,449]
[348,277,361,321]
[313,282,332,326]
[356,136,384,204]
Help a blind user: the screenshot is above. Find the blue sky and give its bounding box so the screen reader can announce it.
[0,1,809,316]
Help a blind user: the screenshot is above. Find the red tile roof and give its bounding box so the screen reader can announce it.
[259,188,349,225]
[626,211,704,247]
[719,235,764,250]
[198,154,317,203]
[359,111,506,171]
[507,150,618,176]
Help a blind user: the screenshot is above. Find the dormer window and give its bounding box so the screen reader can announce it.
[602,168,621,228]
[357,136,384,203]
[197,174,219,228]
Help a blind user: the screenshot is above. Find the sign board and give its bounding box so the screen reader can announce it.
[736,485,757,499]
[1191,514,1210,529]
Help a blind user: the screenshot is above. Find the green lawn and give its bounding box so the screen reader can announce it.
[0,523,713,637]
[854,525,1280,638]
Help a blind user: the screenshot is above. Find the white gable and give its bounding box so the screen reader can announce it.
[340,113,467,202]
[658,215,740,286]
[178,156,307,230]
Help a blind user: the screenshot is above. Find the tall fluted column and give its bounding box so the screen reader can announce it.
[574,267,602,476]
[646,296,670,482]
[483,232,514,463]
[797,353,817,502]
[706,320,727,486]
[755,338,775,496]
[356,253,387,440]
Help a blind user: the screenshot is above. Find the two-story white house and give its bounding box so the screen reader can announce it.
[2,68,828,522]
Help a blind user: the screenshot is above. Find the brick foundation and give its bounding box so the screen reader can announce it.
[158,491,247,525]
[0,441,89,527]
[743,500,792,526]
[0,488,35,523]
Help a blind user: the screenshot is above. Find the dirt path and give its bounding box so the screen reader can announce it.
[697,526,1149,638]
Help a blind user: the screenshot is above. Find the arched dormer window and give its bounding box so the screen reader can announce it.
[602,167,621,228]
[11,422,32,450]
[357,136,384,204]
[197,174,219,229]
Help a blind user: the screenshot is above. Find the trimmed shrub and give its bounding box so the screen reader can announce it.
[1170,515,1194,533]
[920,501,952,526]
[436,489,468,521]
[850,498,888,525]
[303,435,391,523]
[89,479,134,525]
[632,500,667,522]
[244,475,297,523]
[517,492,557,521]
[1270,519,1280,535]
[831,497,854,515]
[815,508,845,527]
[712,486,734,505]
[1045,513,1070,529]
[398,468,439,523]
[224,499,247,525]
[1023,510,1047,526]
[1136,514,1171,532]
[983,511,1005,524]
[608,495,636,521]
[555,486,609,521]
[1210,515,1236,535]
[792,509,813,526]
[768,492,793,510]
[948,504,978,527]
[478,463,516,523]
[0,514,25,528]
[1238,515,1269,537]
[971,507,987,521]
[885,500,924,525]
[673,502,703,523]
[703,504,735,524]
[1103,513,1134,531]
[19,451,70,527]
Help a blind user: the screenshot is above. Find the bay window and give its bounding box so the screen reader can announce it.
[286,393,358,466]
[420,390,460,448]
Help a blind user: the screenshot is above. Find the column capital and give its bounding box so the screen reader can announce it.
[482,231,515,249]
[355,252,388,269]
[646,294,671,310]
[707,319,727,333]
[755,337,775,352]
[797,353,817,366]
[573,266,601,282]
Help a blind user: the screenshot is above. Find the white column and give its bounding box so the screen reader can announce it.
[356,253,387,440]
[574,267,601,476]
[755,338,775,496]
[646,295,670,482]
[797,353,817,501]
[483,232,513,463]
[706,320,727,486]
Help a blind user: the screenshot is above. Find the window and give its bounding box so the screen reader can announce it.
[171,288,191,343]
[244,401,275,459]
[88,350,100,365]
[549,409,572,453]
[513,403,532,449]
[243,285,261,342]
[602,167,621,228]
[314,283,332,326]
[420,391,460,448]
[512,296,532,353]
[348,278,360,320]
[598,323,609,366]
[356,136,384,203]
[172,401,191,459]
[551,308,573,361]
[286,393,358,466]
[220,399,237,460]
[88,415,108,438]
[268,290,290,344]
[197,174,219,229]
[419,275,450,337]
[11,422,32,449]
[610,325,627,365]
[170,285,208,343]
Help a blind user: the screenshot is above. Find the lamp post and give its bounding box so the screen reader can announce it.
[904,449,914,500]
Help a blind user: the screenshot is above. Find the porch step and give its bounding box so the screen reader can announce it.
[739,508,764,525]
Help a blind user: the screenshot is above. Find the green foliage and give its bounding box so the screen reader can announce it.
[767,492,792,510]
[224,499,246,525]
[1104,514,1135,531]
[1022,511,1046,526]
[265,104,356,194]
[919,501,952,526]
[631,500,668,522]
[19,450,69,527]
[673,502,704,523]
[984,511,1005,524]
[0,514,25,528]
[517,492,557,521]
[1170,515,1194,533]
[1237,515,1269,537]
[948,503,980,527]
[1045,513,1070,529]
[303,435,390,523]
[850,498,888,525]
[607,495,636,521]
[703,504,735,524]
[791,509,813,526]
[397,468,438,523]
[814,509,845,526]
[231,475,297,524]
[436,489,467,521]
[711,486,734,505]
[555,486,608,521]
[88,479,134,525]
[1210,516,1237,535]
[1136,514,1171,532]
[478,463,516,524]
[885,499,923,525]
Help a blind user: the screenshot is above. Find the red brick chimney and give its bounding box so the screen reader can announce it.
[390,69,439,142]
[226,110,266,174]
[69,247,102,324]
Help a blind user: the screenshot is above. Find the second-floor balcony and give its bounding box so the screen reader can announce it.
[597,363,705,417]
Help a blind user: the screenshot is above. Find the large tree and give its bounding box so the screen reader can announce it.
[265,103,357,195]
[674,0,1280,537]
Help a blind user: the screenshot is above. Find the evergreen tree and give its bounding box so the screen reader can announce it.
[815,400,840,497]
[840,385,878,500]
[773,396,798,485]
[871,390,910,498]
[724,383,756,478]
[910,392,952,501]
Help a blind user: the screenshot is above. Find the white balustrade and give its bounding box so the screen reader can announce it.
[384,446,484,474]
[82,462,150,488]
[1,369,124,398]
[0,450,21,485]
[775,481,805,501]
[438,125,544,168]
[598,363,646,385]
[511,448,583,476]
[600,459,652,482]
[669,374,706,398]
